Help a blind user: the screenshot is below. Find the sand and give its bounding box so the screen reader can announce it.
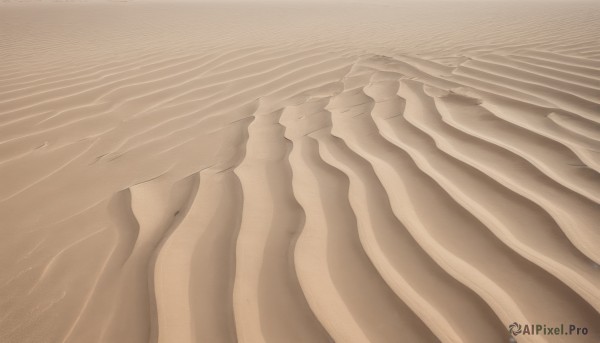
[1,1,599,342]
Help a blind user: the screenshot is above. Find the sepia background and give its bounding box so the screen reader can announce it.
[1,1,599,342]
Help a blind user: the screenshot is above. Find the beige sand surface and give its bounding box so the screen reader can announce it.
[1,1,599,342]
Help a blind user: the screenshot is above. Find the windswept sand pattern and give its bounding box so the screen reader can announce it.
[1,2,600,343]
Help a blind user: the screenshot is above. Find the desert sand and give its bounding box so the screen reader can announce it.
[1,1,599,342]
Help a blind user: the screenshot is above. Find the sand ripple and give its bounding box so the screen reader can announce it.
[1,2,599,343]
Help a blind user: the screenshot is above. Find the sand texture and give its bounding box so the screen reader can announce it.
[1,1,599,342]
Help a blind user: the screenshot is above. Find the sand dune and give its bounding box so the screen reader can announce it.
[1,1,599,342]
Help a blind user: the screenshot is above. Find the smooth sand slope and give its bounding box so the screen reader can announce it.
[1,1,599,342]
